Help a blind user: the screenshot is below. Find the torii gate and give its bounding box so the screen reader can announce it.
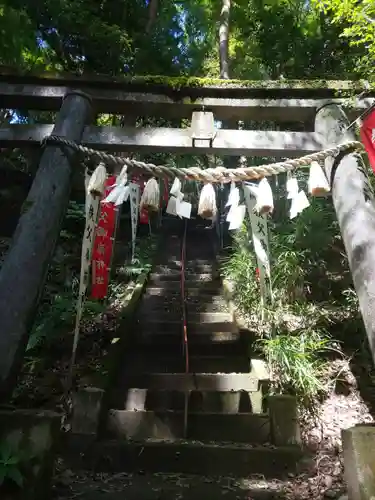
[0,72,374,400]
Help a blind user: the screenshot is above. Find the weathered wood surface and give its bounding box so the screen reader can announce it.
[1,70,373,92]
[0,91,92,401]
[0,124,325,156]
[0,80,373,121]
[315,104,375,363]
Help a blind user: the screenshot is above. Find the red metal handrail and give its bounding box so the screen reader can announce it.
[181,219,189,437]
[181,220,188,371]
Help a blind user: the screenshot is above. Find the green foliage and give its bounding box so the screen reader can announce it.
[26,200,87,351]
[2,0,371,411]
[221,224,259,315]
[0,442,25,488]
[2,0,368,80]
[2,0,213,76]
[221,179,355,406]
[27,294,104,352]
[115,234,157,280]
[312,0,375,77]
[259,327,337,402]
[0,5,43,69]
[27,203,158,352]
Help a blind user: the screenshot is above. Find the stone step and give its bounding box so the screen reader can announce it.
[119,373,259,392]
[118,353,250,373]
[130,340,245,357]
[64,435,302,478]
[145,280,221,291]
[185,259,215,266]
[145,287,221,298]
[138,329,241,346]
[153,263,215,274]
[111,387,265,414]
[185,295,228,312]
[138,312,233,327]
[154,258,214,267]
[185,251,216,262]
[138,295,229,314]
[148,272,215,283]
[107,410,271,443]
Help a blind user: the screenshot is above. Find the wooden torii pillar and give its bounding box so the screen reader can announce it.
[0,91,92,401]
[315,104,375,362]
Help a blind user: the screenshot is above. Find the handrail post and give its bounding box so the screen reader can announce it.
[0,90,93,401]
[181,218,189,438]
[315,104,375,362]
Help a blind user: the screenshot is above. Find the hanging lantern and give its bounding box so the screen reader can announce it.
[191,111,216,148]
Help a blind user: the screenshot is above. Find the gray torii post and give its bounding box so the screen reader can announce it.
[315,104,375,362]
[0,91,92,401]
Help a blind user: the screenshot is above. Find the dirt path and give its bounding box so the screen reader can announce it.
[54,469,286,500]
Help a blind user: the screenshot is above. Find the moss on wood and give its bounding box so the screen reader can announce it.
[120,75,375,92]
[1,65,374,93]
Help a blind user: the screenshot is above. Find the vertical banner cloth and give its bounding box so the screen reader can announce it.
[72,170,101,364]
[132,175,149,225]
[91,176,117,299]
[360,108,375,173]
[139,208,149,225]
[130,182,140,261]
[243,184,272,310]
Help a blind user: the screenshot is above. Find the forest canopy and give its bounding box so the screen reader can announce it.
[0,0,374,79]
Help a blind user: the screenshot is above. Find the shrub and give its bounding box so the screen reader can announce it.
[220,182,349,406]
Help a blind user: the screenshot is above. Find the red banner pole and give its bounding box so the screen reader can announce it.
[91,176,117,299]
[360,108,375,173]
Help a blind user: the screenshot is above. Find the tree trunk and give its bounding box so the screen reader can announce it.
[0,91,92,401]
[219,0,231,79]
[146,0,159,34]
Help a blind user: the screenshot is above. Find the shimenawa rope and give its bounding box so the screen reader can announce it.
[41,135,364,183]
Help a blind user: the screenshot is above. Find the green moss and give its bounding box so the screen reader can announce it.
[2,65,375,92]
[93,75,375,92]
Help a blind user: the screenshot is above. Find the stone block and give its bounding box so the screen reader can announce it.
[71,386,104,435]
[268,394,301,446]
[0,409,61,500]
[342,424,375,500]
[249,390,264,414]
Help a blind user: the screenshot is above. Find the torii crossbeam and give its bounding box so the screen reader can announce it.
[0,72,374,400]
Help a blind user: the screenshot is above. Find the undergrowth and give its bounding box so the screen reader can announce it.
[221,177,363,409]
[27,202,157,353]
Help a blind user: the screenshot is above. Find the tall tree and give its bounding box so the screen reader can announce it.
[219,0,231,79]
[146,0,159,34]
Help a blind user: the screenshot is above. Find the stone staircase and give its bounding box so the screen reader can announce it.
[66,218,301,486]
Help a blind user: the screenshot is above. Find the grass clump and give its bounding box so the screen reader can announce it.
[259,327,338,404]
[220,175,359,407]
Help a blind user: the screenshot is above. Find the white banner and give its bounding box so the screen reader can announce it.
[71,171,101,367]
[130,182,140,262]
[243,184,272,310]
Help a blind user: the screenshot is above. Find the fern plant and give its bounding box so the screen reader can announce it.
[27,293,105,351]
